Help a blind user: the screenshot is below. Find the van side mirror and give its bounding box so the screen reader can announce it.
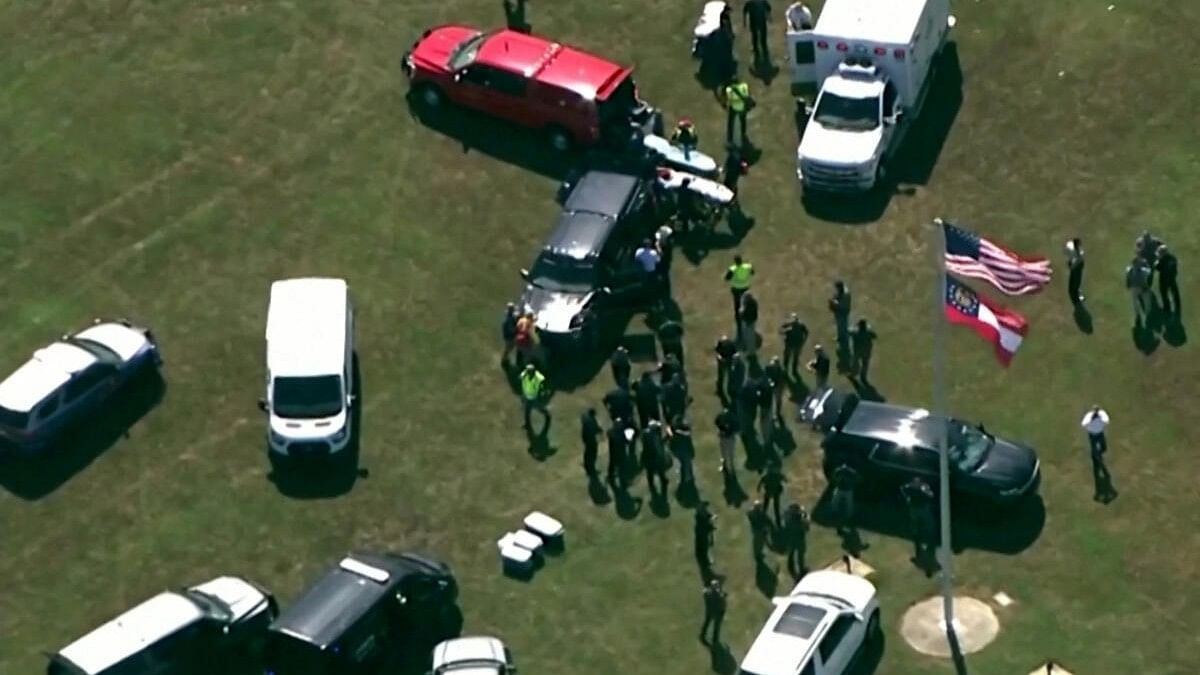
[520,268,530,280]
[257,398,268,413]
[347,394,357,407]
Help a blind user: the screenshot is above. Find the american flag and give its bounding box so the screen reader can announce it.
[939,220,1052,296]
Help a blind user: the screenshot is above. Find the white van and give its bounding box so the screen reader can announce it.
[260,278,355,464]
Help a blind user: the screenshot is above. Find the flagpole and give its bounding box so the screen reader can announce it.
[931,218,956,639]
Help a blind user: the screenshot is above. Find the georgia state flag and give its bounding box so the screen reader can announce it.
[944,275,1029,367]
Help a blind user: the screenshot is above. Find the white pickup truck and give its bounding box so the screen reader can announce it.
[788,0,956,192]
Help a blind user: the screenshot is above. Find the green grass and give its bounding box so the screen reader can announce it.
[3,1,1200,673]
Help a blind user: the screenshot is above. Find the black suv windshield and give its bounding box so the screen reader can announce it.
[265,633,335,675]
[272,375,343,419]
[530,254,597,294]
[948,423,993,473]
[814,92,880,131]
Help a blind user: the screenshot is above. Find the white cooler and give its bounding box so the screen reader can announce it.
[523,511,565,550]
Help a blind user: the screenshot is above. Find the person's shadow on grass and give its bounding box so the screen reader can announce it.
[722,470,749,507]
[587,474,612,505]
[754,558,779,599]
[612,482,643,520]
[1132,323,1160,354]
[1163,312,1188,347]
[650,486,673,518]
[1072,303,1094,335]
[709,640,737,675]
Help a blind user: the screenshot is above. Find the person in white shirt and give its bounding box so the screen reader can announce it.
[1080,405,1115,502]
[786,1,814,31]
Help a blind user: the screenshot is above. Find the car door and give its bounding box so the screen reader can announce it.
[815,614,863,674]
[867,441,938,488]
[60,362,120,420]
[28,390,64,440]
[455,65,530,123]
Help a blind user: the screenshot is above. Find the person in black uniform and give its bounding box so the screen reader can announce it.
[727,351,747,403]
[603,385,634,427]
[659,352,683,388]
[658,319,685,363]
[632,371,662,428]
[500,302,519,366]
[850,319,878,382]
[1156,244,1181,316]
[714,335,738,399]
[694,502,718,578]
[737,374,761,442]
[828,281,852,370]
[747,500,771,564]
[606,421,630,487]
[807,345,830,388]
[764,356,787,421]
[642,420,669,498]
[580,408,602,478]
[1065,238,1086,307]
[901,477,936,572]
[668,416,697,489]
[781,503,810,580]
[756,376,775,452]
[610,346,631,389]
[758,461,787,525]
[743,0,772,64]
[662,373,691,422]
[780,313,808,377]
[699,577,728,646]
[831,464,858,535]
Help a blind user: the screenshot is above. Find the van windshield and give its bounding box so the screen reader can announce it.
[272,375,344,419]
[265,633,336,675]
[530,254,597,294]
[814,92,880,131]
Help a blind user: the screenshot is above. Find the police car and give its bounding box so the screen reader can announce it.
[0,318,162,452]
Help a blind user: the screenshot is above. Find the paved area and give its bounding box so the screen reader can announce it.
[900,595,999,657]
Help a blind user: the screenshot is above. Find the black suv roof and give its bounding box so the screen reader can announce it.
[269,552,449,650]
[839,400,943,446]
[562,170,642,219]
[542,211,618,261]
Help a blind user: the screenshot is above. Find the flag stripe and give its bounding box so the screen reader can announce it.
[942,222,1053,296]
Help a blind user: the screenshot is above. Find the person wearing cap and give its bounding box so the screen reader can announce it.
[603,384,634,426]
[500,302,519,366]
[671,118,699,159]
[519,364,549,433]
[658,318,685,363]
[743,0,772,65]
[786,1,814,31]
[1065,237,1086,306]
[781,503,810,580]
[1155,244,1180,316]
[807,344,830,388]
[675,176,703,233]
[758,461,787,526]
[662,373,691,423]
[694,502,718,579]
[633,371,663,428]
[780,313,809,376]
[641,419,670,498]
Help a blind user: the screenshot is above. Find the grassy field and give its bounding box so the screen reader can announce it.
[3,1,1200,673]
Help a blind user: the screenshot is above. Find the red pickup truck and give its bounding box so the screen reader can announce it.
[404,26,644,152]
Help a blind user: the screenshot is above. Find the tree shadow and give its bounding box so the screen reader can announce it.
[1073,304,1094,335]
[270,356,367,499]
[405,92,572,180]
[1163,313,1188,347]
[0,369,166,500]
[810,486,1045,555]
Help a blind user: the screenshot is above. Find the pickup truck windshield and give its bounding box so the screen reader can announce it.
[530,254,597,294]
[272,375,344,419]
[814,92,880,131]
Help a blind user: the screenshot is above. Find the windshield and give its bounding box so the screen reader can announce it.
[814,92,880,131]
[529,253,597,294]
[265,633,336,675]
[69,337,122,363]
[447,32,487,71]
[949,423,993,473]
[272,375,344,419]
[184,589,234,622]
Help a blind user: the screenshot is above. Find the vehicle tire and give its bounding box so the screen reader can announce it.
[545,125,573,153]
[414,83,444,110]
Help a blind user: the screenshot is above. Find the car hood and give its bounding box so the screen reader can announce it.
[190,576,271,623]
[521,286,591,334]
[792,570,876,613]
[973,438,1039,489]
[798,120,883,166]
[411,25,480,72]
[74,322,151,362]
[269,409,347,440]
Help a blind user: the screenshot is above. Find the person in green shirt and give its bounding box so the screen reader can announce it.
[723,76,753,146]
[519,364,549,434]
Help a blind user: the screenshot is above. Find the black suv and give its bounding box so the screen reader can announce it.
[263,552,459,675]
[519,170,659,353]
[802,388,1041,504]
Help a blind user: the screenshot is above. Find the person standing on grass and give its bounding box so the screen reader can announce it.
[828,281,852,367]
[764,356,787,421]
[514,311,538,367]
[758,462,787,526]
[725,254,755,330]
[699,578,728,646]
[1156,244,1181,316]
[807,344,830,388]
[519,364,549,433]
[780,313,809,376]
[723,76,753,147]
[715,407,740,476]
[727,351,747,403]
[610,346,631,389]
[782,503,810,580]
[714,335,738,398]
[901,477,936,569]
[500,302,519,366]
[642,420,669,497]
[850,319,878,382]
[831,463,858,535]
[747,500,772,564]
[633,371,663,428]
[738,291,760,355]
[662,373,691,423]
[1065,238,1086,306]
[669,416,697,489]
[1125,256,1154,330]
[695,502,718,577]
[606,419,631,487]
[659,352,683,389]
[738,373,761,443]
[743,0,772,64]
[1080,404,1109,465]
[603,385,634,427]
[580,408,602,478]
[756,375,775,448]
[658,318,685,364]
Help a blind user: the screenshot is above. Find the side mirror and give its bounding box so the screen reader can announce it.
[257,398,268,413]
[520,268,530,280]
[453,71,463,82]
[347,394,357,407]
[854,611,866,622]
[601,286,613,295]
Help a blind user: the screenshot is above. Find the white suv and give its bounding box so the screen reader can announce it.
[47,576,277,675]
[0,318,161,452]
[432,636,517,675]
[259,278,355,465]
[738,571,881,675]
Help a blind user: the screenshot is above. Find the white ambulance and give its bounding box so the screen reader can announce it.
[788,0,956,192]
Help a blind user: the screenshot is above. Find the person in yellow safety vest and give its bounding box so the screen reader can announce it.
[723,76,753,147]
[520,364,550,434]
[671,118,699,159]
[724,254,755,326]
